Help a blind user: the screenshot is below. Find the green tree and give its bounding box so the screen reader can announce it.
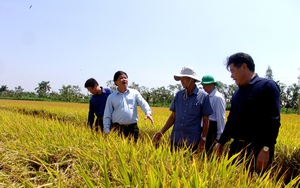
[129,82,140,91]
[151,86,173,107]
[14,86,24,99]
[22,91,37,99]
[160,86,172,106]
[227,84,237,102]
[35,81,51,98]
[150,87,159,106]
[284,84,300,113]
[276,81,287,108]
[168,84,182,96]
[106,80,117,91]
[59,85,83,102]
[49,91,61,101]
[215,81,227,100]
[265,65,274,80]
[0,85,8,92]
[139,86,152,103]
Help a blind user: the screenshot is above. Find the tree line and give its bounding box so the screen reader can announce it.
[1,67,299,113]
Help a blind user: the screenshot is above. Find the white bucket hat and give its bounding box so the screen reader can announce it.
[174,66,200,82]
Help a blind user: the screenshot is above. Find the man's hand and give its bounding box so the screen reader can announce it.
[256,149,270,171]
[152,131,163,148]
[197,139,206,153]
[213,143,223,156]
[152,131,163,141]
[145,114,154,124]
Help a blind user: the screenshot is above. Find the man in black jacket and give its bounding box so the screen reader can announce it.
[213,52,281,173]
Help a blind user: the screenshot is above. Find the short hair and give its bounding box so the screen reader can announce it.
[226,52,255,72]
[84,78,98,88]
[113,71,128,82]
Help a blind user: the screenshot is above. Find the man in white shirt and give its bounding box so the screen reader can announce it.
[103,70,154,142]
[201,75,226,155]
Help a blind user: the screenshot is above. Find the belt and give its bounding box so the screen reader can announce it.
[112,122,136,127]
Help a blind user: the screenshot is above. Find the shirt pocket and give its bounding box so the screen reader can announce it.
[126,99,134,109]
[189,103,200,115]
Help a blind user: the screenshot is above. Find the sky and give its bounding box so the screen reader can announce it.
[1,0,300,95]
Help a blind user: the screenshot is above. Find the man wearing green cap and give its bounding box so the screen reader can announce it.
[201,75,226,155]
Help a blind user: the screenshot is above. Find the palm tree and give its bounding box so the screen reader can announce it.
[0,85,8,92]
[35,81,51,98]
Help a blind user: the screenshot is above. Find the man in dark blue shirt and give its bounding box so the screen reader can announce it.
[85,78,113,132]
[213,52,281,173]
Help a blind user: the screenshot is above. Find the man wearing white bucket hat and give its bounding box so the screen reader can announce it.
[153,66,213,152]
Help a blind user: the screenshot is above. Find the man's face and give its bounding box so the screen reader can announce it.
[202,84,214,94]
[180,77,193,88]
[229,63,246,86]
[114,73,128,89]
[87,85,98,95]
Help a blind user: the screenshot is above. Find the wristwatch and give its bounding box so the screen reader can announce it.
[201,137,206,141]
[263,146,269,152]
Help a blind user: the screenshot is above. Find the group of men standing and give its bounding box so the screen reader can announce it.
[84,70,153,143]
[84,52,281,174]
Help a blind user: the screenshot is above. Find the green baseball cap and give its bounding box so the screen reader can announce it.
[201,75,218,86]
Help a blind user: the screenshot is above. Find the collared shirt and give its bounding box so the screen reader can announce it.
[208,88,226,140]
[103,88,152,133]
[88,87,113,124]
[219,75,281,147]
[170,87,213,146]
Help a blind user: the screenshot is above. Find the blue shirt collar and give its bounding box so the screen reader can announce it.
[116,88,130,94]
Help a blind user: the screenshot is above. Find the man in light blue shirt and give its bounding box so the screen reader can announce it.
[201,75,226,155]
[103,70,154,142]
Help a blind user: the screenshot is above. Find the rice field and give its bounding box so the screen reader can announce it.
[0,99,299,187]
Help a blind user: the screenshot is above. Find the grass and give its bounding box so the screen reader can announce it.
[0,99,299,187]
